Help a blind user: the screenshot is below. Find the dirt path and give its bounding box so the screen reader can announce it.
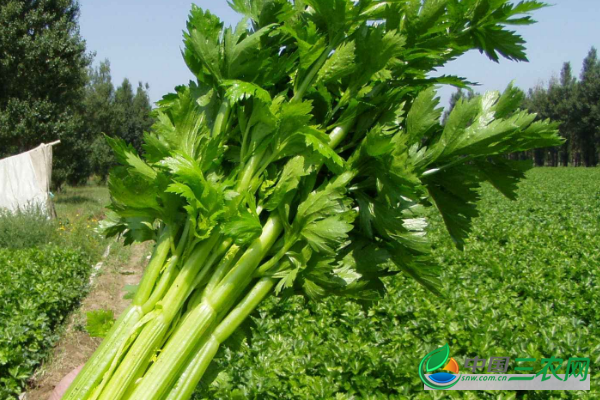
[25,242,150,400]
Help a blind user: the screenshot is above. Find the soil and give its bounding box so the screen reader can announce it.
[24,242,150,400]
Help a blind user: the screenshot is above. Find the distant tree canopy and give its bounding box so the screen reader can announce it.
[518,47,600,167]
[0,0,91,186]
[0,0,154,186]
[86,60,154,182]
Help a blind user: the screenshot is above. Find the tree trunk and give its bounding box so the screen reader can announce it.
[534,149,545,166]
[560,144,569,166]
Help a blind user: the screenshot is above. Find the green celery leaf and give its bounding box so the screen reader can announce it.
[223,80,272,105]
[475,157,532,201]
[106,136,157,181]
[222,200,263,245]
[406,88,442,144]
[317,40,356,84]
[425,165,482,250]
[301,214,354,254]
[86,309,115,339]
[265,156,309,211]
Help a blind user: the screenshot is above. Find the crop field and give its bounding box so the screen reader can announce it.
[2,170,598,400]
[3,0,600,398]
[191,168,600,399]
[0,247,89,398]
[0,186,131,399]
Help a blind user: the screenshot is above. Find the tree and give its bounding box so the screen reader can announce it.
[85,60,116,136]
[555,62,577,166]
[522,84,551,165]
[0,0,91,186]
[111,78,153,154]
[79,63,154,181]
[574,47,600,166]
[520,50,600,167]
[112,79,136,149]
[131,82,154,153]
[85,60,117,181]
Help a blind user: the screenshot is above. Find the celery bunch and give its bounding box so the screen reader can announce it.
[63,1,560,399]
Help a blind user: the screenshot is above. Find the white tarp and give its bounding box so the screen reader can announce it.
[0,143,54,214]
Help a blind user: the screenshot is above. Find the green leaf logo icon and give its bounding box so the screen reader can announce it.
[426,344,450,372]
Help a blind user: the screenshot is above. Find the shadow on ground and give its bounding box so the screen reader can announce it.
[55,196,99,205]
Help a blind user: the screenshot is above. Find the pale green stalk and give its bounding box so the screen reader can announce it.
[211,101,231,138]
[165,277,276,400]
[202,244,241,301]
[133,227,174,306]
[96,235,220,400]
[142,221,191,313]
[62,228,173,400]
[127,215,283,400]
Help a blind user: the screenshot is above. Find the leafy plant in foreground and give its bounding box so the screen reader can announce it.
[63,1,562,399]
[193,169,600,399]
[0,246,89,399]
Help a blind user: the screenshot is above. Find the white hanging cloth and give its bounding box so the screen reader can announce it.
[0,142,56,214]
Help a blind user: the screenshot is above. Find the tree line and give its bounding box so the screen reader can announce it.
[446,47,600,167]
[85,60,153,182]
[0,0,152,187]
[520,48,600,167]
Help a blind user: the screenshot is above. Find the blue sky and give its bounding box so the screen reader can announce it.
[78,0,600,107]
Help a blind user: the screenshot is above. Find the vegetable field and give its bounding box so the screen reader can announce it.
[1,0,598,398]
[0,247,90,399]
[0,186,132,399]
[192,168,600,399]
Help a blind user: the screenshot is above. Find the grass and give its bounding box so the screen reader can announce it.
[192,168,600,400]
[0,185,113,257]
[0,207,57,249]
[54,185,111,220]
[53,185,134,264]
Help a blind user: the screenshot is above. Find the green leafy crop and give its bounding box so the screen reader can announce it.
[63,2,562,400]
[0,246,90,399]
[86,310,116,339]
[191,169,600,399]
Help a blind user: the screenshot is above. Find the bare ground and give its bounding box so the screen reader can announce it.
[25,242,150,400]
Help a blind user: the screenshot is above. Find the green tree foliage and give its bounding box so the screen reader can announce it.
[519,48,600,166]
[132,82,154,151]
[85,60,116,138]
[113,79,136,148]
[0,0,91,186]
[574,48,600,166]
[86,60,117,181]
[555,62,577,166]
[84,61,154,181]
[111,79,153,155]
